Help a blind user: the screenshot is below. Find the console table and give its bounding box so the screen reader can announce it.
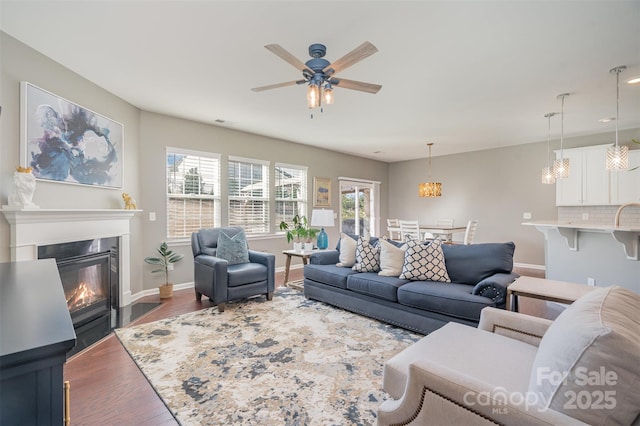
[0,259,76,425]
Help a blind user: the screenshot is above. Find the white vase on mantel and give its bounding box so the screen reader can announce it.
[293,242,303,252]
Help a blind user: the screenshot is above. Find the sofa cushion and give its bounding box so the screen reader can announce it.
[336,233,358,267]
[346,273,409,302]
[528,286,640,425]
[216,230,249,265]
[304,263,358,289]
[399,238,451,282]
[378,238,407,277]
[441,242,514,285]
[397,282,495,321]
[383,322,538,400]
[226,262,268,287]
[352,236,381,272]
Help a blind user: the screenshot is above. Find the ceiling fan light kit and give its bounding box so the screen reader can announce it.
[252,42,382,115]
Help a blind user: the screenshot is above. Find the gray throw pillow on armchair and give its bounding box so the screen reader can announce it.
[216,230,249,265]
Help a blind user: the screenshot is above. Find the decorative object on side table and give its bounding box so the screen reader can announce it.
[144,242,184,299]
[311,209,335,249]
[279,214,319,251]
[6,166,39,209]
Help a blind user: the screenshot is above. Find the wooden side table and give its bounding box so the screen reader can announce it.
[282,249,318,287]
[506,276,595,312]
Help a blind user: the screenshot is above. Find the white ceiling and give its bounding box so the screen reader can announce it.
[2,1,639,162]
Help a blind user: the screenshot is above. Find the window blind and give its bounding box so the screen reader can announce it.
[274,163,308,227]
[228,158,270,235]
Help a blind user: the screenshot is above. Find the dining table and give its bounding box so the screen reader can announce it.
[387,224,467,242]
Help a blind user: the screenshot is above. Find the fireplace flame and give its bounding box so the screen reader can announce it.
[66,282,99,311]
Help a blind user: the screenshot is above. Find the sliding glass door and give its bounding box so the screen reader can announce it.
[339,179,379,236]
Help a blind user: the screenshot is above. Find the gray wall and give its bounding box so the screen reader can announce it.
[138,111,389,287]
[388,129,640,267]
[0,32,145,295]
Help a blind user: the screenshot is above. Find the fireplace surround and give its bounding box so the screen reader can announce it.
[2,209,138,307]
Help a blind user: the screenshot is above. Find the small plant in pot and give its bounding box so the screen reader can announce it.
[144,242,184,299]
[279,215,319,252]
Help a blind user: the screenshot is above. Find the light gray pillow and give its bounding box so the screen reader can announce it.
[336,233,357,267]
[378,238,406,277]
[528,286,640,425]
[216,230,249,265]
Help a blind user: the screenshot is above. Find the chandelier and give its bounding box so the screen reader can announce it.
[418,143,442,197]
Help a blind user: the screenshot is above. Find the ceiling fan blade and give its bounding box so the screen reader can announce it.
[334,78,382,94]
[251,80,304,92]
[264,44,313,73]
[324,41,378,75]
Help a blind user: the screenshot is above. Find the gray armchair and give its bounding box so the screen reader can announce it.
[191,227,275,312]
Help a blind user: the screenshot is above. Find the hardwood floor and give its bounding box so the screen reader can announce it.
[64,266,542,424]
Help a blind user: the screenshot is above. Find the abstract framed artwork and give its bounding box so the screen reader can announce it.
[313,177,332,207]
[20,81,124,189]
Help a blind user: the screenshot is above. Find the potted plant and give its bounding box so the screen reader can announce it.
[279,214,319,251]
[144,242,184,299]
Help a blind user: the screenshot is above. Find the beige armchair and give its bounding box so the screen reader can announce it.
[378,286,640,425]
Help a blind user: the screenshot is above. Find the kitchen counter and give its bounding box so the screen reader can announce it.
[523,221,640,260]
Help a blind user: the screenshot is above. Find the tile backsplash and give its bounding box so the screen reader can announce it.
[558,205,640,226]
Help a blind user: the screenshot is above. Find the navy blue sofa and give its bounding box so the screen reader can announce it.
[303,239,518,335]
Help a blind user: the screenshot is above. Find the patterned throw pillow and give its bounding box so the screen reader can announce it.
[336,233,358,267]
[399,238,451,282]
[216,230,249,265]
[352,236,381,272]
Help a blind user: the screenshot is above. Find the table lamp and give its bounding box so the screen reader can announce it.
[311,209,335,250]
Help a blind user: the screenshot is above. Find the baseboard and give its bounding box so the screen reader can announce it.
[514,262,545,271]
[130,281,195,303]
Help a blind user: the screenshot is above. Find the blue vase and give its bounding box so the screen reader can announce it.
[317,227,329,250]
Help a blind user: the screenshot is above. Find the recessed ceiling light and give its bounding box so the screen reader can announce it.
[626,76,640,85]
[598,117,616,123]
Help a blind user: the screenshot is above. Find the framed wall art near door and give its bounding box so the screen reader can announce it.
[313,177,332,207]
[20,81,124,189]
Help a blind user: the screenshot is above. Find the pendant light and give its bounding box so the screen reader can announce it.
[541,112,557,184]
[606,65,629,170]
[418,143,442,197]
[553,93,570,179]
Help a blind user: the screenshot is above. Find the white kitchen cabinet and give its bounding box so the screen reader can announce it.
[555,144,611,206]
[610,149,640,204]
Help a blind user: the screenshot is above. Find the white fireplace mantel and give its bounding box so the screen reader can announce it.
[2,208,141,307]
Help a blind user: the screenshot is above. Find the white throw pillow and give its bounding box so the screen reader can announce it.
[378,238,407,277]
[336,233,357,267]
[352,236,380,272]
[528,286,640,425]
[399,238,451,282]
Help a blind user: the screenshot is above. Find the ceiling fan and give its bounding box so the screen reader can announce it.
[251,42,382,109]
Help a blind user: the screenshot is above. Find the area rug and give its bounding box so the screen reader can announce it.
[115,288,421,425]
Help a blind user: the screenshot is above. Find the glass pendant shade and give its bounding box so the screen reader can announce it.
[606,65,629,171]
[419,143,442,197]
[307,84,320,108]
[553,158,570,178]
[418,181,442,197]
[323,86,334,105]
[541,166,556,184]
[606,145,629,170]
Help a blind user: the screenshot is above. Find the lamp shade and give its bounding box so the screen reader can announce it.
[311,209,335,249]
[418,182,442,197]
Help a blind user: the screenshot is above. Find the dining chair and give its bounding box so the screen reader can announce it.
[457,219,478,245]
[386,218,402,241]
[399,219,421,242]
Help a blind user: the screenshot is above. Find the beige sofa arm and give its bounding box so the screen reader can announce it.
[377,359,588,426]
[478,307,553,347]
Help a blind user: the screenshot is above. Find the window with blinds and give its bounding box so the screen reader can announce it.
[167,149,221,239]
[275,163,308,227]
[228,157,270,235]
